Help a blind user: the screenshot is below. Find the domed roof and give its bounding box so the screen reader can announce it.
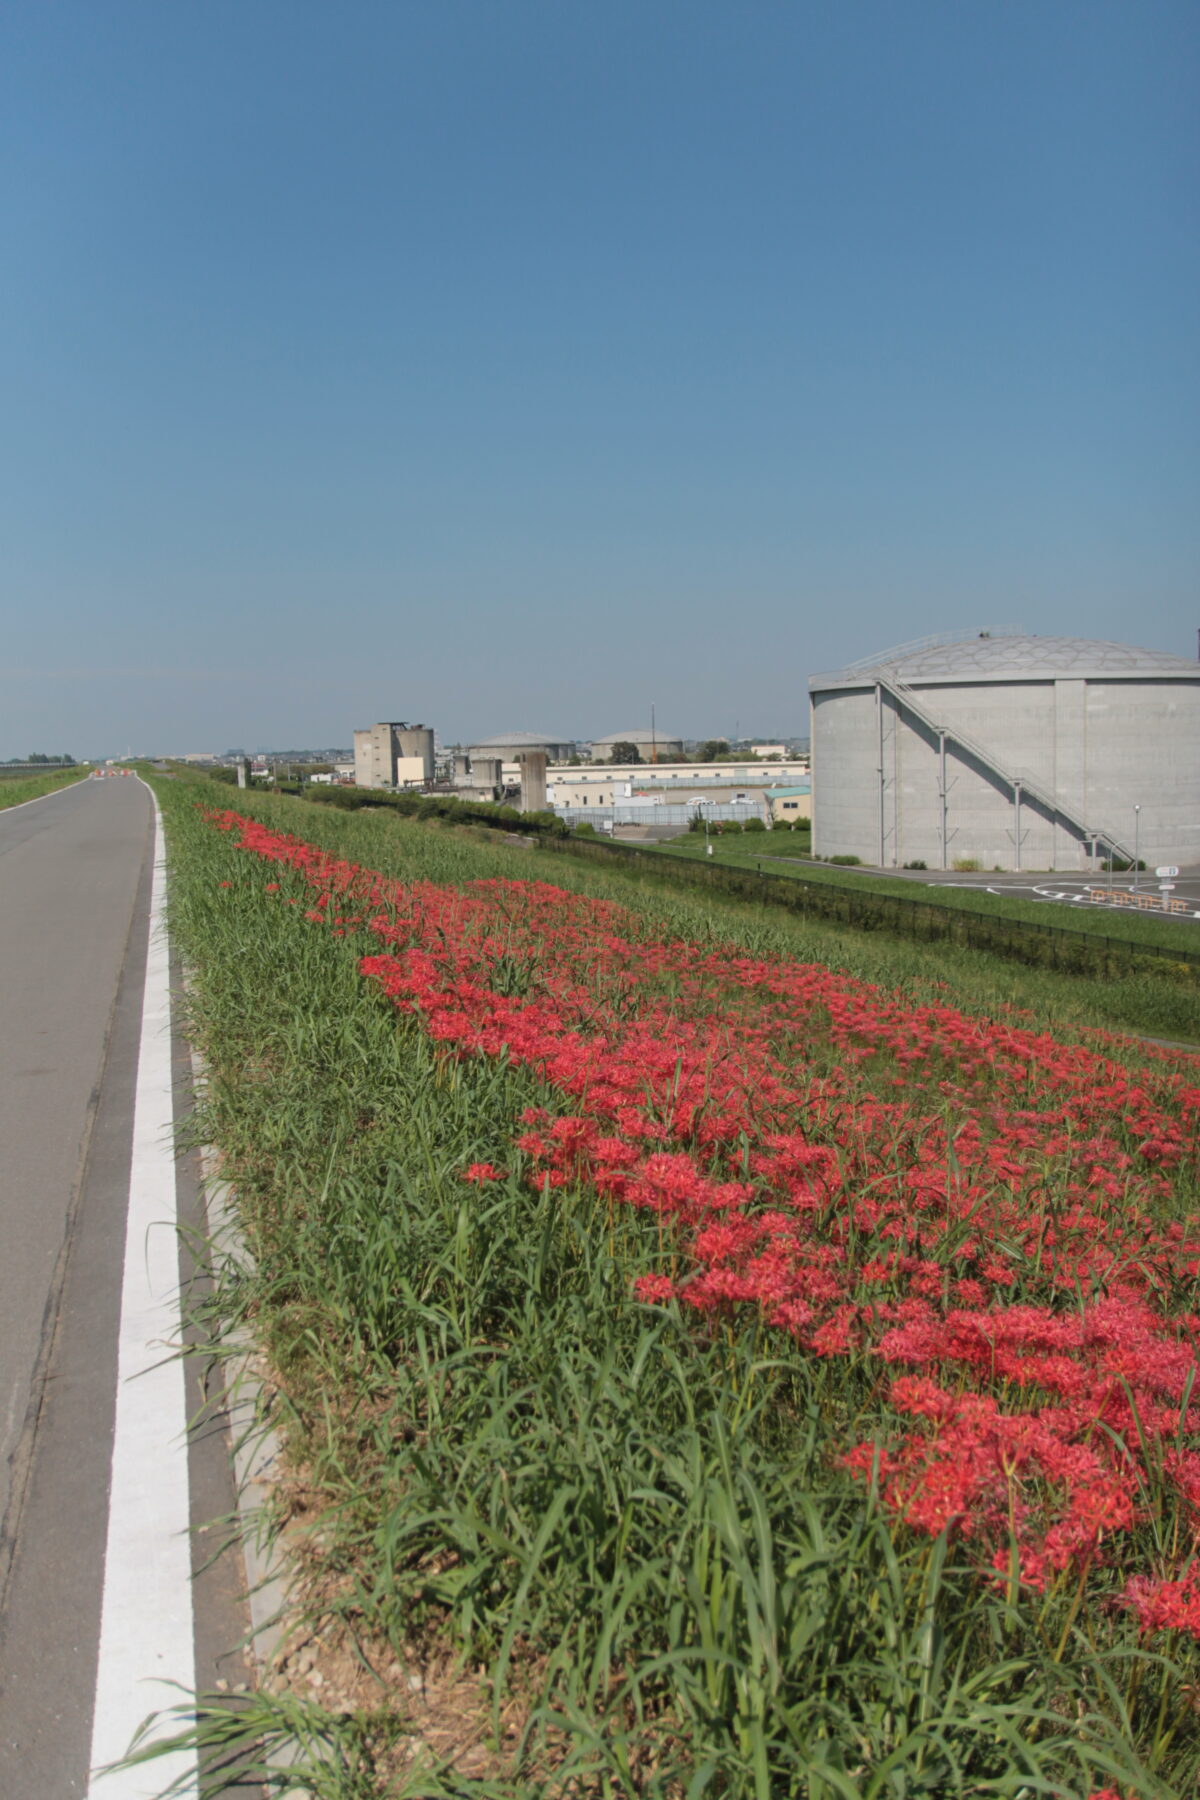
[592,727,683,744]
[812,633,1200,688]
[468,730,564,750]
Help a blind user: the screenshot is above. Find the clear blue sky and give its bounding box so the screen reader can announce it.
[3,2,1196,756]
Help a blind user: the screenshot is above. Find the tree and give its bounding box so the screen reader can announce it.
[697,739,730,763]
[608,741,641,764]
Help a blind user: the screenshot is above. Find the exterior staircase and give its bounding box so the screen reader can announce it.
[868,668,1136,865]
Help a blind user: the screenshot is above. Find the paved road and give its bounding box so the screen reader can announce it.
[0,779,254,1796]
[0,778,150,1534]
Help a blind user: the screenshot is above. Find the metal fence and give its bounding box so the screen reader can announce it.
[555,803,766,830]
[539,834,1200,974]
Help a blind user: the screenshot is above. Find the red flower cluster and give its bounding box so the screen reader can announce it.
[204,808,1200,1630]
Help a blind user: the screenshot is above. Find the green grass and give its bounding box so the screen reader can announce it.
[133,773,1200,1797]
[200,783,1200,1042]
[0,766,88,809]
[631,832,1200,961]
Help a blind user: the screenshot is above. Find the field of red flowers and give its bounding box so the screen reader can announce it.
[208,802,1200,1670]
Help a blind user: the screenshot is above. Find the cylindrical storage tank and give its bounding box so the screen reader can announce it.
[468,731,576,762]
[395,724,435,781]
[590,729,685,762]
[809,634,1200,872]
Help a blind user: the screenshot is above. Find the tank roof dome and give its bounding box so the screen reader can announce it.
[592,728,683,744]
[812,633,1199,687]
[468,730,564,749]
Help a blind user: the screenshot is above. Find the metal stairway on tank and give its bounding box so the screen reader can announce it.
[867,667,1136,865]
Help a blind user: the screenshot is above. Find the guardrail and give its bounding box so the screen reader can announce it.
[537,835,1200,974]
[1087,888,1197,918]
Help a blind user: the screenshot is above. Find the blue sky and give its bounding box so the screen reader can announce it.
[3,2,1196,755]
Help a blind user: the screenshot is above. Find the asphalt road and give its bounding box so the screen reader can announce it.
[0,779,254,1796]
[0,777,149,1535]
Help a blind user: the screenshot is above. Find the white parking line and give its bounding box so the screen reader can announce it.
[88,794,197,1798]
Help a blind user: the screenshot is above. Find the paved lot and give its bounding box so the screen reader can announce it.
[894,864,1200,921]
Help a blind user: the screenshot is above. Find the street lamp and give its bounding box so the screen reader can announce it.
[1133,805,1141,892]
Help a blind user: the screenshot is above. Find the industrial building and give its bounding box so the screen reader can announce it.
[353,722,435,789]
[549,759,809,808]
[765,785,812,826]
[589,728,686,762]
[809,632,1200,871]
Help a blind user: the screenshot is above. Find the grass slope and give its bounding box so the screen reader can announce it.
[646,836,1200,960]
[148,775,1200,1797]
[0,766,88,809]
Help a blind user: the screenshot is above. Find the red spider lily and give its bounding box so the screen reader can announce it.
[203,807,1200,1627]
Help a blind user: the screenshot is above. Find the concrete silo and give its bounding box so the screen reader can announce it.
[353,722,434,788]
[809,632,1200,871]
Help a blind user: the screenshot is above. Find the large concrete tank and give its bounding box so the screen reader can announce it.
[809,633,1200,871]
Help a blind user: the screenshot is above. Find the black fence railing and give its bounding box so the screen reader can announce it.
[537,834,1200,976]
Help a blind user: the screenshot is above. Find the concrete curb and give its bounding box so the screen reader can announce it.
[192,1103,314,1799]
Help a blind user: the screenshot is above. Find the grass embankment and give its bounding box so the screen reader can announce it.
[0,766,88,809]
[648,835,1200,962]
[154,777,1200,1797]
[206,775,1199,1042]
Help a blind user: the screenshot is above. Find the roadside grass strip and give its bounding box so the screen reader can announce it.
[0,765,89,810]
[154,784,1200,1797]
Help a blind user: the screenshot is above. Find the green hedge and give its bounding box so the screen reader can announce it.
[303,783,569,838]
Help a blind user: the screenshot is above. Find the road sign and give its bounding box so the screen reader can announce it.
[1156,865,1180,878]
[1158,882,1175,892]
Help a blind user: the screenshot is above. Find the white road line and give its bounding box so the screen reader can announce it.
[88,793,197,1799]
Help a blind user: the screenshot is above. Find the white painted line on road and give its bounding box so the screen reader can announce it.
[88,794,197,1799]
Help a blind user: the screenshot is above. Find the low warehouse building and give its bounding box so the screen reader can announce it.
[809,633,1200,871]
[766,785,812,826]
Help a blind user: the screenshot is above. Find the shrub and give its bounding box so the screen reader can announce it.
[523,809,568,838]
[953,857,982,872]
[829,853,861,865]
[742,816,766,832]
[903,859,928,870]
